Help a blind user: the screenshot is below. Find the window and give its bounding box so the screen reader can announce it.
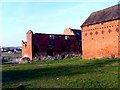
[49,35,54,39]
[65,36,70,40]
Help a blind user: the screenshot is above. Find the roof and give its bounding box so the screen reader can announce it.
[71,29,81,35]
[81,4,120,27]
[34,33,75,36]
[71,29,81,39]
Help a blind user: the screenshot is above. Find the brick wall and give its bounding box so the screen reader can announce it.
[22,41,27,57]
[22,31,81,60]
[118,20,120,57]
[82,20,120,59]
[32,34,80,59]
[64,28,74,35]
[22,30,33,60]
[32,34,49,58]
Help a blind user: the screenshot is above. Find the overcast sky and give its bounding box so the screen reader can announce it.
[0,1,119,47]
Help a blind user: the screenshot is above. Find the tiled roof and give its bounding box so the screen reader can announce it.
[81,4,120,26]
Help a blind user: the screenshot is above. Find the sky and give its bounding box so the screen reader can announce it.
[0,1,119,47]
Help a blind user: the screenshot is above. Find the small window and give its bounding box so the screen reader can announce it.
[65,36,70,40]
[49,35,54,39]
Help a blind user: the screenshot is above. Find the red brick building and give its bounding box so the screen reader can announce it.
[64,28,82,54]
[81,4,120,59]
[22,30,81,60]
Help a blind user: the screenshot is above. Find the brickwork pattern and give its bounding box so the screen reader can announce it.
[82,20,120,59]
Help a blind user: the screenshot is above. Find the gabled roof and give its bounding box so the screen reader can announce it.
[81,4,120,27]
[71,29,81,36]
[71,29,81,39]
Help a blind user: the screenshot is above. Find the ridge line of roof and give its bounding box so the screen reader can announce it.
[81,4,120,27]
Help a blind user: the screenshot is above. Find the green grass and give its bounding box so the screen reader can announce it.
[2,57,119,89]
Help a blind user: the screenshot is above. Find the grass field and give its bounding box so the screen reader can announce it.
[2,57,119,89]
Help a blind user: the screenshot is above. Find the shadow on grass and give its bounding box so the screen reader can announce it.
[2,58,118,84]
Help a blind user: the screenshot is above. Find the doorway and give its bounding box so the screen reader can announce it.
[47,45,53,56]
